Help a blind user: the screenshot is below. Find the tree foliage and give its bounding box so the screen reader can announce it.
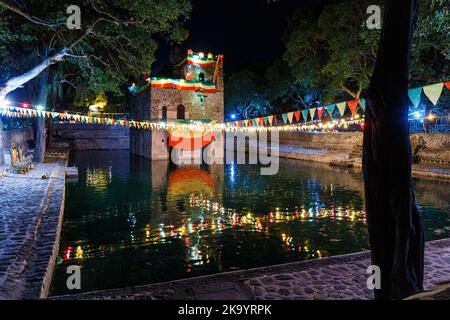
[225,70,272,119]
[283,0,449,103]
[0,0,191,102]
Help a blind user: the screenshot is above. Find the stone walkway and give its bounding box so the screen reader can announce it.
[0,161,66,299]
[52,238,450,300]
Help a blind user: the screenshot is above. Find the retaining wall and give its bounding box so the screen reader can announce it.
[53,123,130,150]
[277,131,450,165]
[0,127,34,165]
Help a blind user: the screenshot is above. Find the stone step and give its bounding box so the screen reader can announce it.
[65,167,78,178]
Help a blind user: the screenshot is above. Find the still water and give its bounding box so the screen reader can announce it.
[50,151,450,295]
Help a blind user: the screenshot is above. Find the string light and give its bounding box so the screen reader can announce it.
[7,86,447,134]
[0,103,365,133]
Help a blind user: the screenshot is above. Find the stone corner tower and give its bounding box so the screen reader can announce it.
[131,49,224,161]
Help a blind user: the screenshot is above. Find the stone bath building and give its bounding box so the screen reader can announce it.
[130,50,224,162]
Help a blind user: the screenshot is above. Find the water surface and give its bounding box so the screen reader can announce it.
[50,151,450,295]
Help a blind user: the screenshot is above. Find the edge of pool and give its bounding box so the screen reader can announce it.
[49,238,450,300]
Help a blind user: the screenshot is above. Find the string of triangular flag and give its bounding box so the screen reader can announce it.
[1,80,448,132]
[227,80,449,127]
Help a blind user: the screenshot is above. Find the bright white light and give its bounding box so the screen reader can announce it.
[0,98,11,111]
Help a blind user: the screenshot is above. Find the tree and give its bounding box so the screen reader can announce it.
[412,0,450,130]
[225,70,273,119]
[363,0,424,300]
[283,0,449,104]
[283,1,379,102]
[0,0,191,160]
[265,59,321,112]
[411,0,449,84]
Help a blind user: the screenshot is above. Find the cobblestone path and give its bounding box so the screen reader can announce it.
[0,162,66,299]
[245,239,450,300]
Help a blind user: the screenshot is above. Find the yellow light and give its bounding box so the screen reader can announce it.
[76,246,84,259]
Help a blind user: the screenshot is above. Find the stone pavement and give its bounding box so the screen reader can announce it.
[0,161,66,299]
[52,238,450,300]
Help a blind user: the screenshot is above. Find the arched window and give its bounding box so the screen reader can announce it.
[198,72,205,83]
[177,105,185,120]
[162,106,167,121]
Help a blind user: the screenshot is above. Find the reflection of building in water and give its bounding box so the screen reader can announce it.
[85,168,112,192]
[168,167,216,198]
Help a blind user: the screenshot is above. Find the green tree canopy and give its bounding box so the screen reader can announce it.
[225,70,273,119]
[283,0,449,103]
[0,0,191,102]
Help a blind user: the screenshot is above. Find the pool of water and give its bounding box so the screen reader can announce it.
[50,150,450,295]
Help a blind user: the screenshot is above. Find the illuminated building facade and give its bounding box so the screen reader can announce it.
[148,50,225,161]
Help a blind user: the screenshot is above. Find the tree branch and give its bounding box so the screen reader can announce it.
[340,84,357,99]
[0,48,69,99]
[58,79,77,89]
[0,0,65,30]
[0,3,148,101]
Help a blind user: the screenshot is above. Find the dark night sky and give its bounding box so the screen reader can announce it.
[154,0,327,75]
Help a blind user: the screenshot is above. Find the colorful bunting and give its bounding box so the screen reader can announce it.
[293,110,301,122]
[347,100,360,116]
[301,109,309,122]
[309,108,316,120]
[317,107,324,120]
[325,104,336,117]
[336,102,347,117]
[359,99,366,111]
[445,81,450,90]
[3,81,448,133]
[408,87,422,107]
[287,112,294,124]
[423,83,444,105]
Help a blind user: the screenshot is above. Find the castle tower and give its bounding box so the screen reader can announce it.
[148,50,225,162]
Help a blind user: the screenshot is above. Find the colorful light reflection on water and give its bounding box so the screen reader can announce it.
[50,151,450,295]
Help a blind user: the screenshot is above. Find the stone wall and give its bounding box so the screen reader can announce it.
[1,127,34,148]
[150,60,224,123]
[411,133,450,164]
[130,86,152,158]
[276,131,450,165]
[0,127,34,164]
[279,131,363,154]
[53,123,129,150]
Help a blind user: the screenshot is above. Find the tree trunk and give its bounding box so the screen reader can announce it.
[33,47,50,163]
[363,0,424,300]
